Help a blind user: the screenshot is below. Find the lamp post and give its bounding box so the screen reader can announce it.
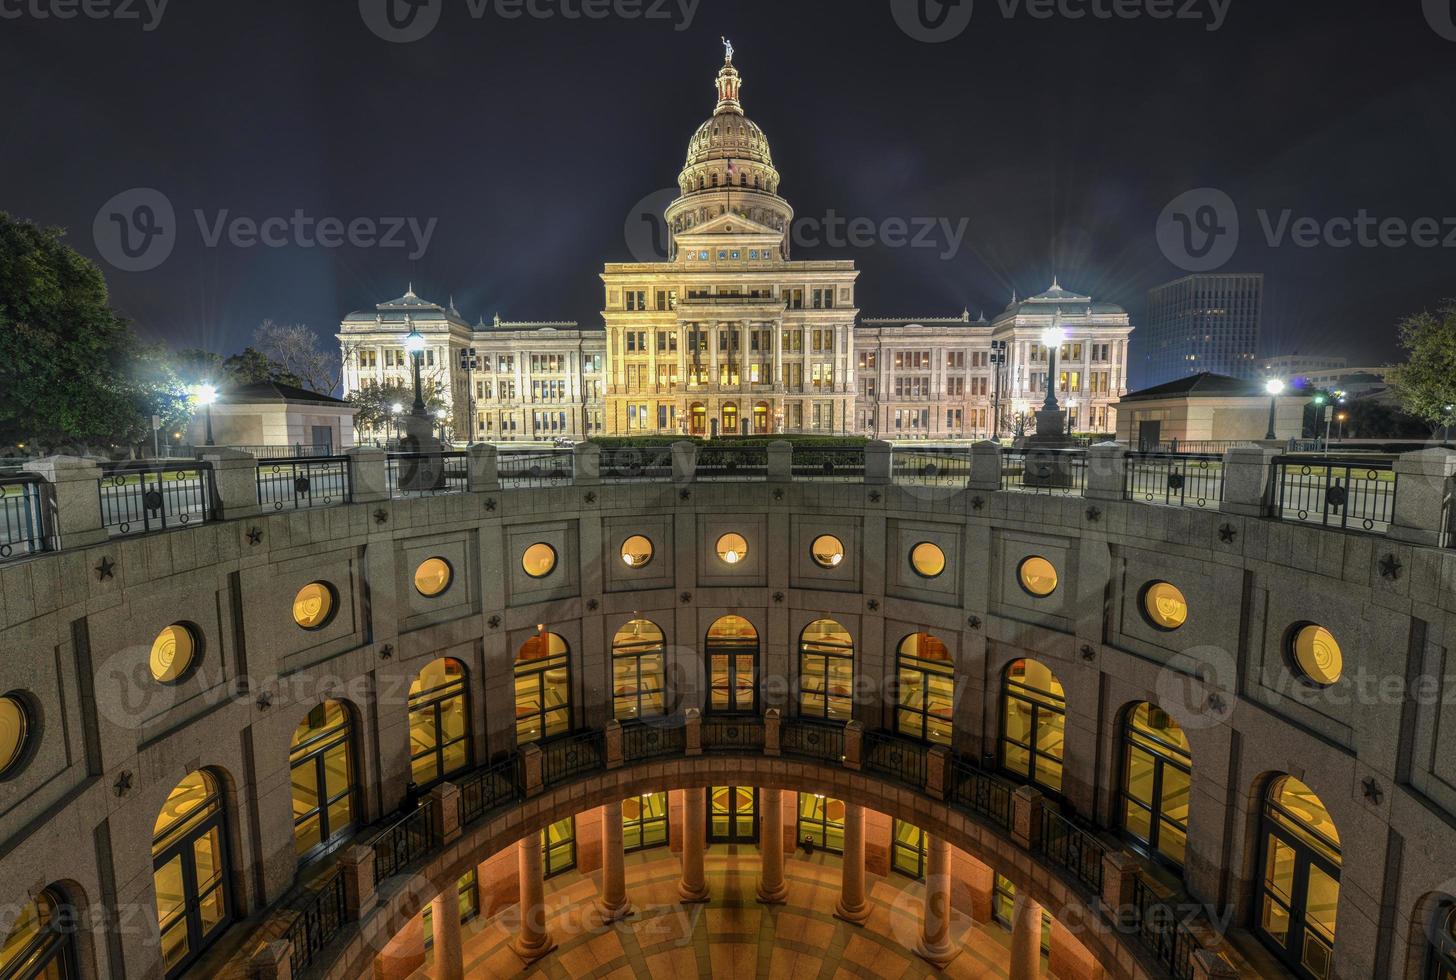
[436,409,449,444]
[1041,327,1066,413]
[1444,405,1455,445]
[403,326,427,415]
[195,383,218,447]
[391,402,404,446]
[1265,379,1286,441]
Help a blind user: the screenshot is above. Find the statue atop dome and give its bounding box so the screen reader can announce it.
[721,36,734,63]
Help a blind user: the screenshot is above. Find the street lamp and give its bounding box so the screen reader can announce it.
[403,325,427,415]
[194,383,218,447]
[1041,326,1066,413]
[435,408,449,443]
[390,401,404,446]
[1336,411,1349,442]
[1444,405,1455,445]
[1264,378,1285,441]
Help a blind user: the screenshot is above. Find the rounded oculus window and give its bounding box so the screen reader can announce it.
[811,534,845,568]
[1018,557,1059,597]
[149,623,199,684]
[522,543,558,579]
[293,582,337,631]
[1290,624,1343,687]
[910,542,947,578]
[414,558,453,597]
[621,535,654,569]
[0,695,30,779]
[1141,582,1189,631]
[716,533,749,565]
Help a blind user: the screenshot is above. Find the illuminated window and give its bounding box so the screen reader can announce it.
[1141,582,1189,631]
[1256,776,1341,980]
[895,633,953,746]
[1120,702,1192,869]
[891,819,925,879]
[799,620,854,721]
[0,889,75,980]
[542,817,577,877]
[149,624,199,684]
[1000,659,1066,793]
[0,694,32,779]
[715,533,749,565]
[612,620,666,721]
[811,534,845,568]
[153,771,231,977]
[413,558,453,597]
[290,701,354,860]
[709,786,757,843]
[910,542,947,578]
[1017,557,1058,597]
[707,616,758,715]
[408,659,470,787]
[623,793,670,852]
[515,632,571,744]
[1426,899,1456,980]
[1288,624,1343,687]
[992,875,1051,954]
[522,543,558,579]
[292,582,337,630]
[797,793,844,853]
[620,535,654,568]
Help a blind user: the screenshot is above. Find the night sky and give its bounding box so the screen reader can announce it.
[4,0,1455,385]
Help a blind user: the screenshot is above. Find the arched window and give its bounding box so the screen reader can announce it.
[1119,702,1192,869]
[0,888,75,980]
[895,633,953,746]
[722,402,739,434]
[799,620,853,721]
[290,701,355,860]
[1256,776,1341,979]
[1428,899,1456,979]
[612,620,666,721]
[408,659,470,788]
[753,402,770,434]
[1000,659,1066,793]
[706,616,758,715]
[515,631,571,744]
[153,771,231,977]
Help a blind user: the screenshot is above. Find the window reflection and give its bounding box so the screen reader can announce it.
[515,631,571,744]
[1000,659,1066,793]
[1119,702,1192,869]
[408,659,470,787]
[799,620,853,721]
[612,620,666,721]
[290,701,354,860]
[707,616,758,715]
[895,633,953,746]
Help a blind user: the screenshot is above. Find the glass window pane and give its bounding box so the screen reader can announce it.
[1261,896,1291,948]
[328,793,352,838]
[1157,819,1187,866]
[1305,865,1340,942]
[294,813,321,856]
[1264,836,1296,903]
[1125,747,1157,805]
[292,762,320,819]
[1125,800,1153,844]
[192,828,223,891]
[197,883,226,935]
[1160,765,1191,824]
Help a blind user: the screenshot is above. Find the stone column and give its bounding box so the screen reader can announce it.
[598,800,633,922]
[1008,891,1043,980]
[834,803,869,924]
[915,833,959,967]
[756,788,788,904]
[430,888,464,980]
[21,456,106,550]
[678,788,710,903]
[511,836,555,962]
[345,446,389,503]
[199,448,258,520]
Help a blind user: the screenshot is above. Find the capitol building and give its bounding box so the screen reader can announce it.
[339,49,1133,443]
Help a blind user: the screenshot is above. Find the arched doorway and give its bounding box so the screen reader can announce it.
[753,402,770,434]
[408,659,471,788]
[706,616,759,715]
[690,403,707,436]
[153,771,232,977]
[290,701,356,861]
[515,631,571,744]
[722,403,740,436]
[611,619,666,721]
[1256,775,1341,979]
[799,620,854,721]
[895,632,953,746]
[0,888,76,979]
[1118,702,1191,871]
[1000,659,1066,794]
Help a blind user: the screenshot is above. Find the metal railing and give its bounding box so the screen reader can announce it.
[1131,877,1198,980]
[791,447,866,481]
[600,447,674,482]
[497,450,573,488]
[891,449,970,487]
[1268,455,1396,533]
[780,717,846,763]
[457,756,522,825]
[285,868,347,978]
[387,453,469,498]
[1038,808,1106,894]
[694,446,769,482]
[700,715,766,752]
[539,731,604,787]
[862,730,929,790]
[257,457,352,511]
[231,444,340,459]
[1001,449,1088,495]
[370,797,437,883]
[621,719,686,762]
[0,475,47,561]
[1125,453,1223,509]
[99,461,215,536]
[948,757,1014,831]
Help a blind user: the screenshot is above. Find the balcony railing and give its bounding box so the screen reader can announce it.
[1038,808,1105,894]
[791,448,866,481]
[1125,453,1223,510]
[497,450,573,488]
[457,756,522,825]
[694,446,769,482]
[370,797,437,883]
[1131,876,1199,980]
[780,717,846,763]
[600,448,674,482]
[700,715,766,752]
[948,757,1014,831]
[258,457,352,511]
[862,730,929,790]
[539,731,604,787]
[99,461,215,536]
[0,475,47,561]
[1269,455,1396,534]
[285,868,347,978]
[621,719,687,762]
[1001,450,1088,496]
[890,450,970,487]
[387,452,469,498]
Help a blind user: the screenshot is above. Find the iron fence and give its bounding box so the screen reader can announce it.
[700,715,766,753]
[257,457,352,511]
[862,730,929,789]
[539,731,604,786]
[285,868,347,978]
[370,797,437,883]
[791,447,866,481]
[1131,877,1198,980]
[780,718,846,764]
[99,461,215,536]
[387,453,469,497]
[457,756,523,825]
[1001,450,1088,495]
[497,451,573,488]
[1125,454,1223,509]
[0,475,47,561]
[600,447,675,482]
[621,719,686,762]
[1038,808,1105,894]
[1269,455,1396,534]
[948,757,1014,830]
[230,444,340,459]
[891,450,970,487]
[694,446,769,482]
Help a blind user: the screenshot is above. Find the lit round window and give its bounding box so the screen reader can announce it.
[1018,557,1059,597]
[522,543,558,579]
[1290,624,1343,687]
[716,533,749,565]
[1141,582,1189,631]
[414,558,453,597]
[812,534,845,568]
[149,624,199,684]
[0,695,30,779]
[293,582,337,631]
[910,542,947,578]
[621,535,654,569]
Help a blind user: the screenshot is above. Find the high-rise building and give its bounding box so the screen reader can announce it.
[1143,273,1263,385]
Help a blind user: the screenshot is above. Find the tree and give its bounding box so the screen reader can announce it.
[174,346,300,389]
[349,381,447,443]
[1389,300,1456,429]
[254,321,347,395]
[0,212,163,453]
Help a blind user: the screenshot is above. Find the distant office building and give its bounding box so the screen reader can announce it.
[1261,354,1347,383]
[1144,274,1264,385]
